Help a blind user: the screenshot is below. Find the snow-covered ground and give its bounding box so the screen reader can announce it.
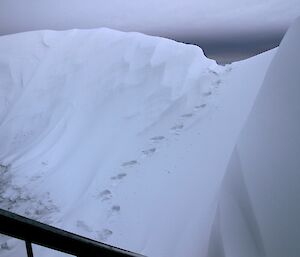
[0,18,298,257]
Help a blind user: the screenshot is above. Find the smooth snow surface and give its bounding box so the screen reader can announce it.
[0,26,280,257]
[213,17,300,257]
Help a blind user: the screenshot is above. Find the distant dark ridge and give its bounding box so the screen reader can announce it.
[202,36,283,65]
[163,30,285,65]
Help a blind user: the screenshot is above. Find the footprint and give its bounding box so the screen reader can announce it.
[142,148,156,156]
[121,160,138,167]
[208,69,218,75]
[111,173,127,180]
[171,124,184,130]
[214,79,222,86]
[98,189,112,201]
[203,91,212,97]
[150,136,165,142]
[107,205,121,218]
[194,104,207,110]
[226,66,233,72]
[181,113,193,118]
[111,205,121,213]
[97,229,113,241]
[76,220,92,232]
[31,174,42,181]
[1,242,11,250]
[0,164,9,173]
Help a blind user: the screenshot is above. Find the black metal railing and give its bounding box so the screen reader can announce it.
[0,209,145,257]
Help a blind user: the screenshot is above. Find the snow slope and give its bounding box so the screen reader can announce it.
[0,28,276,257]
[212,17,300,257]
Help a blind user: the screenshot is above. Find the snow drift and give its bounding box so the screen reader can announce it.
[211,17,300,257]
[1,18,298,257]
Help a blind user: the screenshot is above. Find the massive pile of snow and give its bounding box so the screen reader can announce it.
[211,17,300,257]
[0,21,293,257]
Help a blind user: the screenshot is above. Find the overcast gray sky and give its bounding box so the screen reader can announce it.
[1,0,300,62]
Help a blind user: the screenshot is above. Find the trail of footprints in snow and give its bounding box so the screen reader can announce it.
[171,103,208,135]
[95,133,167,240]
[96,76,220,241]
[171,79,218,135]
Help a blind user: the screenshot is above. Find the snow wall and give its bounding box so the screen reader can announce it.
[212,17,300,257]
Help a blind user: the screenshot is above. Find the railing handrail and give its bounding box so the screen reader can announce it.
[0,209,145,257]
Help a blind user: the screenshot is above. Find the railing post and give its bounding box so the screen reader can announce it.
[25,241,34,257]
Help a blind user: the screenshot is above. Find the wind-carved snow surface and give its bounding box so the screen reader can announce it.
[0,27,277,257]
[210,17,300,257]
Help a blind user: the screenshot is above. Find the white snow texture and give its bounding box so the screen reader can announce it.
[210,17,300,257]
[0,18,299,257]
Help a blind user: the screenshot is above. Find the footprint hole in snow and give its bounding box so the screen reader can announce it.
[150,136,165,142]
[0,242,11,251]
[214,79,222,85]
[194,103,207,110]
[171,124,184,130]
[99,189,112,201]
[226,66,233,72]
[111,205,121,212]
[181,113,193,118]
[203,91,212,97]
[97,229,113,241]
[142,148,156,155]
[121,160,138,167]
[208,69,218,76]
[76,220,92,232]
[111,173,127,180]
